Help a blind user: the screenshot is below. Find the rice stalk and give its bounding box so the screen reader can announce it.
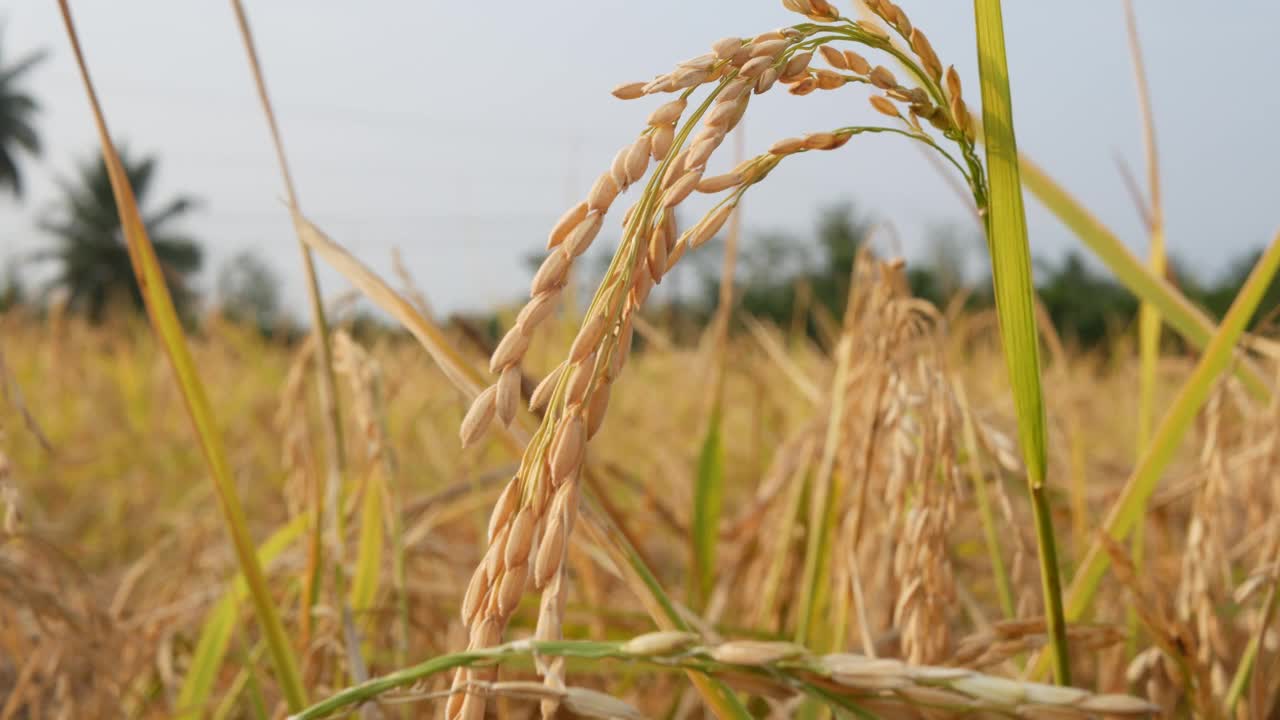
[795,258,860,648]
[753,437,816,631]
[291,211,750,716]
[228,0,351,626]
[438,0,1103,707]
[55,1,306,710]
[692,124,745,612]
[333,331,406,664]
[579,503,755,720]
[971,0,1069,684]
[287,634,1156,720]
[1124,0,1164,660]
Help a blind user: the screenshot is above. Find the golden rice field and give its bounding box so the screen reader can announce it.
[4,0,1280,718]
[7,268,1278,719]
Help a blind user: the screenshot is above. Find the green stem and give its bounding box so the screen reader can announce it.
[581,503,754,720]
[833,125,971,183]
[971,0,1071,685]
[794,335,855,646]
[1225,581,1279,713]
[830,21,989,207]
[291,639,878,720]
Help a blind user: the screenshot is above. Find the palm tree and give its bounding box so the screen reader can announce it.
[0,36,45,199]
[39,149,202,321]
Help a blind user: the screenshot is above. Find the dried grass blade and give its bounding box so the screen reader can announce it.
[55,1,306,709]
[1126,0,1165,457]
[349,471,385,615]
[1124,0,1164,656]
[229,0,350,629]
[746,317,821,404]
[294,215,486,400]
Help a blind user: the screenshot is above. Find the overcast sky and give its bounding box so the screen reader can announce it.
[2,1,1278,316]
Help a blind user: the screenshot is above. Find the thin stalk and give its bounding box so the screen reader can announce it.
[794,326,855,646]
[692,125,746,610]
[290,633,1151,720]
[1225,527,1280,713]
[228,0,349,633]
[290,639,751,720]
[386,465,411,677]
[846,374,888,658]
[56,2,306,709]
[972,0,1070,684]
[1125,0,1164,659]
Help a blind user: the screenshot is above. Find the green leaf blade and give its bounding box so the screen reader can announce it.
[691,405,725,610]
[972,0,1071,685]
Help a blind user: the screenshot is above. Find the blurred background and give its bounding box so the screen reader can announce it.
[1,0,1279,343]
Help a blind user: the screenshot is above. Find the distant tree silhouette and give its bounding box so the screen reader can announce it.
[0,36,44,199]
[727,203,873,328]
[39,149,202,321]
[1036,252,1138,346]
[217,250,282,332]
[0,260,23,311]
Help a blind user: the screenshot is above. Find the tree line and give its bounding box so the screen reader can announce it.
[682,204,1279,349]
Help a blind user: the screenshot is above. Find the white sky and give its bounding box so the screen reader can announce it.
[2,1,1278,316]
